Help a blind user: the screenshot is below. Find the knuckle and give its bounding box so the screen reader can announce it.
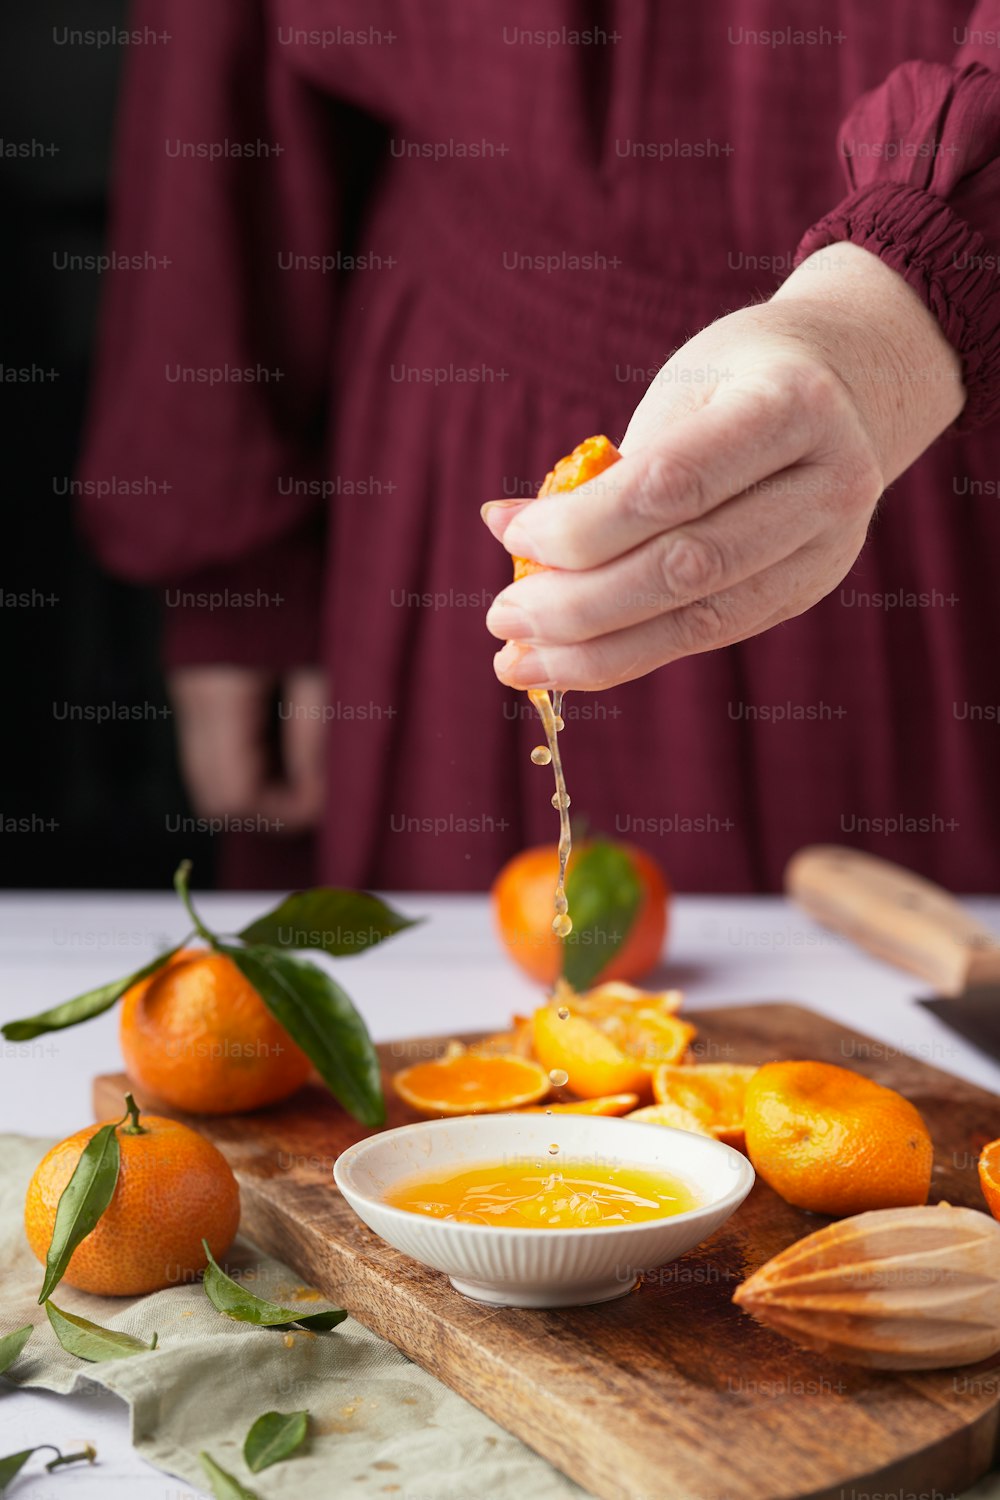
[792,359,852,446]
[787,356,842,413]
[631,449,707,526]
[809,448,882,536]
[747,364,799,414]
[835,448,884,514]
[738,359,827,450]
[659,529,725,600]
[666,592,729,656]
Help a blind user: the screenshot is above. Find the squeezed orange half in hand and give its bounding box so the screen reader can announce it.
[511,435,624,580]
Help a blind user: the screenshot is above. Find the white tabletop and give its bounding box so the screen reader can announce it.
[3,890,999,1498]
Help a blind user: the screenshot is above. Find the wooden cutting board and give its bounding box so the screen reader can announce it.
[94,1003,1000,1500]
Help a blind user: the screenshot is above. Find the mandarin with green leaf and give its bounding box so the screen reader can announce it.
[120,949,311,1115]
[491,840,669,986]
[25,1105,239,1296]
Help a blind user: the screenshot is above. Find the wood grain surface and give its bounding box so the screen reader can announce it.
[94,1003,1000,1500]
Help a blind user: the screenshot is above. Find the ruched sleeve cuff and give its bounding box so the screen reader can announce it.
[796,59,1000,431]
[797,181,1000,431]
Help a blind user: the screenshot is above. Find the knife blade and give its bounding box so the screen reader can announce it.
[784,845,1000,1062]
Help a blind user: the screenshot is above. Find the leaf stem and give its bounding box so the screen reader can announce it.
[44,1443,97,1471]
[120,1092,146,1135]
[173,861,218,948]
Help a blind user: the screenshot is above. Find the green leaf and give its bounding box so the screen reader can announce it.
[560,840,644,991]
[202,1243,346,1331]
[243,1410,309,1472]
[238,887,419,957]
[221,945,385,1126]
[38,1123,122,1304]
[200,1452,260,1500]
[0,1327,31,1377]
[0,1450,35,1490]
[2,944,185,1042]
[45,1302,158,1362]
[173,860,219,946]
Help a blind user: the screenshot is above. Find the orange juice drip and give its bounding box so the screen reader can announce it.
[529,688,572,936]
[516,441,622,944]
[385,1158,699,1228]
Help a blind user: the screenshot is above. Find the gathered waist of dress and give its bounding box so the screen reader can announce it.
[361,163,789,391]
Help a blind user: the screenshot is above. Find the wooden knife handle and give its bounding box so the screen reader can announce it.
[784,845,1000,996]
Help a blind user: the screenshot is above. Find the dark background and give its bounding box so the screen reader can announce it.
[1,2,213,889]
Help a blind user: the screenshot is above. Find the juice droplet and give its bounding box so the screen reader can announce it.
[548,1068,569,1088]
[548,1143,560,1156]
[553,715,565,732]
[530,745,552,766]
[557,1006,570,1021]
[551,791,571,809]
[552,913,573,937]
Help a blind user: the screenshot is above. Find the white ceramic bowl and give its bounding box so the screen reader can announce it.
[334,1114,755,1307]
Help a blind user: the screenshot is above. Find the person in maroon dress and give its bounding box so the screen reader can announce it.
[80,2,1000,894]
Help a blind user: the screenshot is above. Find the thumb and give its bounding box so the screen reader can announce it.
[618,352,718,458]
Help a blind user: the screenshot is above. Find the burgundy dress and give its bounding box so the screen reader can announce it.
[81,0,1000,893]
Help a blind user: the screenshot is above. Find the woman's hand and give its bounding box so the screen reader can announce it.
[169,666,326,832]
[484,243,964,692]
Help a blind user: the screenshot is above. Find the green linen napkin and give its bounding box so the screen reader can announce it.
[0,1134,584,1499]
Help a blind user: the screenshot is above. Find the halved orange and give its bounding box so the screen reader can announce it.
[519,1093,640,1116]
[652,1064,758,1149]
[532,1005,648,1099]
[569,979,684,1018]
[627,1102,713,1136]
[615,1011,695,1070]
[531,984,696,1100]
[979,1138,1000,1220]
[559,980,695,1071]
[393,1053,550,1117]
